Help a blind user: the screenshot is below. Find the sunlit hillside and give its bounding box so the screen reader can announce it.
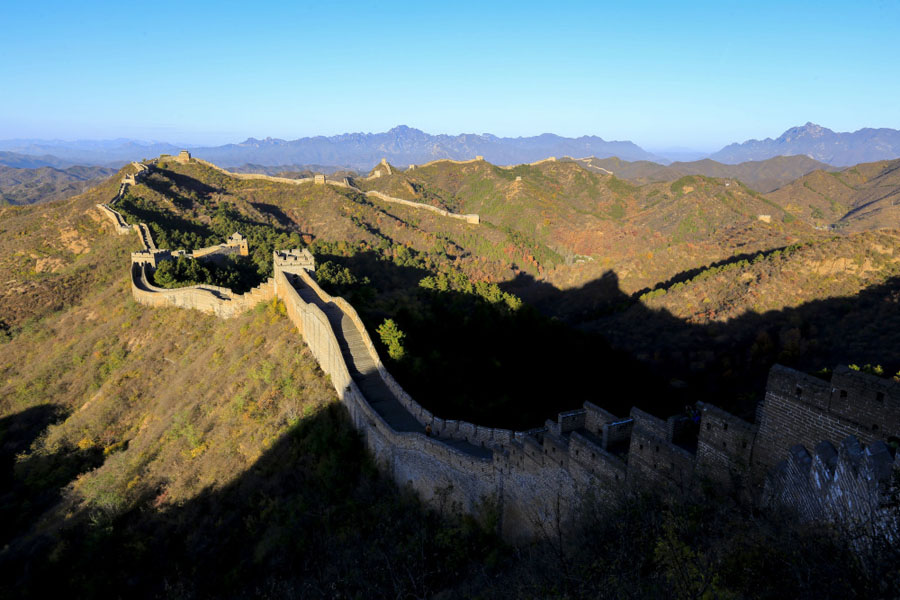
[0,169,505,597]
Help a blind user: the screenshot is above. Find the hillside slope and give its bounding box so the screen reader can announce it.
[0,164,115,205]
[583,231,900,418]
[573,155,834,193]
[0,169,506,598]
[766,159,900,230]
[357,158,822,298]
[1,158,897,597]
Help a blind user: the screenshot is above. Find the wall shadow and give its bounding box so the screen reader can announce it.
[0,405,104,547]
[316,250,684,429]
[0,403,501,599]
[319,249,900,426]
[502,268,900,420]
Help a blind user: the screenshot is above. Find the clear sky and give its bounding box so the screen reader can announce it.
[2,0,898,150]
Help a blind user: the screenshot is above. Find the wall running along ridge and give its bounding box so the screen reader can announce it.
[97,158,900,540]
[98,165,278,318]
[178,155,480,224]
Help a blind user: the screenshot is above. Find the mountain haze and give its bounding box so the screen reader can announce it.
[0,139,181,166]
[0,164,116,206]
[6,124,900,171]
[711,123,900,166]
[191,125,663,169]
[0,151,74,169]
[1,128,663,169]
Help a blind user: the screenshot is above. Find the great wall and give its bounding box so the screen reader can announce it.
[167,151,480,225]
[96,156,900,540]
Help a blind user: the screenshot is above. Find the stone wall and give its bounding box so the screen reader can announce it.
[131,262,275,318]
[97,203,132,235]
[497,157,559,170]
[96,167,144,235]
[274,268,498,516]
[763,435,899,543]
[752,365,900,474]
[264,259,900,537]
[96,158,900,541]
[695,403,757,483]
[408,156,486,170]
[187,157,479,223]
[287,267,509,448]
[364,190,480,225]
[187,232,249,264]
[627,408,696,489]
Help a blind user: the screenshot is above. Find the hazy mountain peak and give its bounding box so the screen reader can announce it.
[711,123,900,166]
[777,122,832,142]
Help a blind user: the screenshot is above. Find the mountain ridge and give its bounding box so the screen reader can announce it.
[192,125,665,168]
[710,122,900,166]
[6,122,900,171]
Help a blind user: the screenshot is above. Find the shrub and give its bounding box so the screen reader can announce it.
[377,319,406,361]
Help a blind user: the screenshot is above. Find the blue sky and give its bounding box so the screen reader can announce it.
[1,0,898,150]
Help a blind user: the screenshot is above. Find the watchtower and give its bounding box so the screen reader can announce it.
[273,248,316,274]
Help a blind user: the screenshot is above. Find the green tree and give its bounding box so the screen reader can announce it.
[377,319,406,361]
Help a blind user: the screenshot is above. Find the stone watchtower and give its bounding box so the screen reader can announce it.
[227,232,250,256]
[273,248,316,274]
[175,150,192,164]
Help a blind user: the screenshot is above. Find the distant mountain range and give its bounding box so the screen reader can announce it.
[0,151,77,169]
[0,127,661,169]
[0,141,180,167]
[710,123,900,166]
[2,123,899,170]
[189,126,663,168]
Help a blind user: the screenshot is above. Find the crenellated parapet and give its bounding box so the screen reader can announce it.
[753,365,900,475]
[695,403,757,485]
[763,435,899,542]
[273,248,316,273]
[182,232,249,264]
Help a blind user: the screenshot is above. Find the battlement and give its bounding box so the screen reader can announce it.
[273,248,315,273]
[754,365,900,474]
[695,402,756,481]
[764,435,899,540]
[829,365,900,430]
[189,232,249,263]
[121,162,150,186]
[131,249,165,268]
